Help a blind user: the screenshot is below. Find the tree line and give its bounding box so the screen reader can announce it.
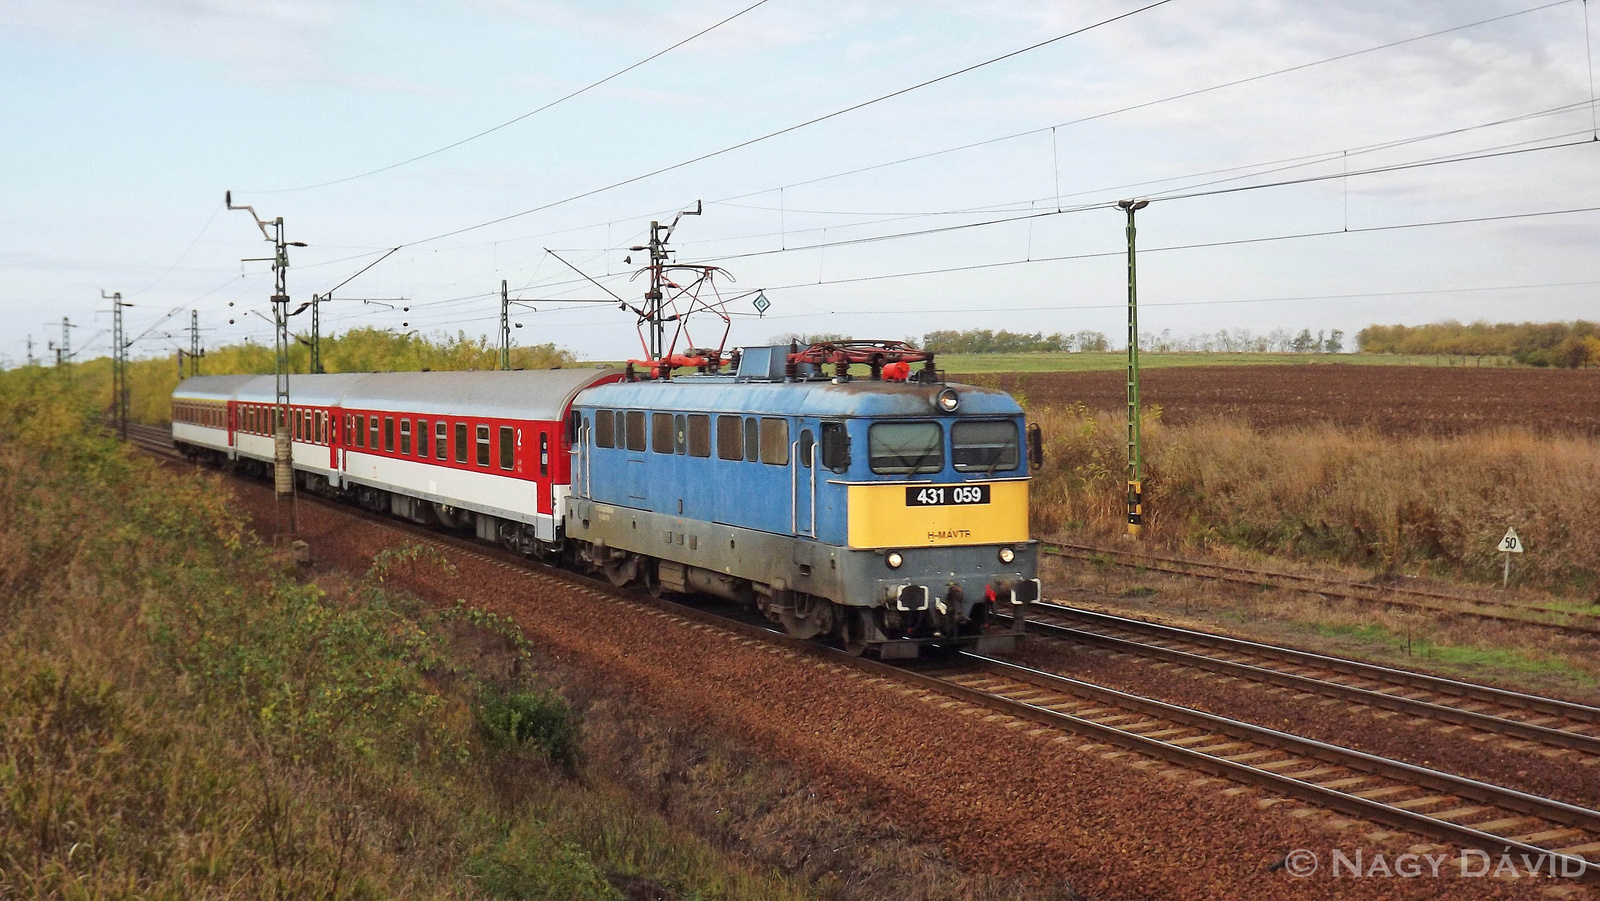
[1357,321,1600,367]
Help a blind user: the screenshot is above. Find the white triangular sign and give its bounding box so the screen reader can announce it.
[1498,527,1524,554]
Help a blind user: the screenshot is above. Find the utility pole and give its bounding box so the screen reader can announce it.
[1117,198,1150,538]
[103,291,130,439]
[189,309,204,376]
[48,317,76,377]
[500,279,511,370]
[227,190,307,545]
[309,294,324,373]
[25,335,34,366]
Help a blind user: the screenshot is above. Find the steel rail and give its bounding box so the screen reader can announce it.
[1030,603,1600,725]
[939,653,1598,880]
[1044,542,1600,638]
[127,425,1599,878]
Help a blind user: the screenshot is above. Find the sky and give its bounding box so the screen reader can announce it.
[2,0,1598,365]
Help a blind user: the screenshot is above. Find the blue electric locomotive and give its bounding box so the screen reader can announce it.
[565,344,1041,657]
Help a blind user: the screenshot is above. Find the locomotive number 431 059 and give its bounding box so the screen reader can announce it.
[905,484,991,507]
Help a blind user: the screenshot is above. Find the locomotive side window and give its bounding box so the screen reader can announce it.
[798,429,814,468]
[624,411,647,452]
[687,414,710,458]
[476,425,491,466]
[436,421,448,460]
[674,414,686,455]
[716,415,743,461]
[539,432,549,476]
[868,422,944,474]
[499,426,514,470]
[400,419,412,455]
[594,409,614,448]
[651,412,673,454]
[384,417,395,453]
[952,420,1020,473]
[455,423,468,463]
[759,418,789,465]
[743,417,760,463]
[417,419,429,457]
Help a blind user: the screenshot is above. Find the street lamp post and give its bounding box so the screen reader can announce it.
[1118,198,1150,538]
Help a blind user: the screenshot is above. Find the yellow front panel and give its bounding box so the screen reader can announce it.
[846,480,1029,549]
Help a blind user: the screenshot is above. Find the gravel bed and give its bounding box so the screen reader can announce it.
[1013,638,1600,809]
[219,477,1563,900]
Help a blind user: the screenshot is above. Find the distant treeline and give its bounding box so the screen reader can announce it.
[1139,328,1343,354]
[1357,321,1600,367]
[920,329,1111,354]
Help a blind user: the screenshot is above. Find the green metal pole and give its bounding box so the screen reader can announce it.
[1121,200,1147,537]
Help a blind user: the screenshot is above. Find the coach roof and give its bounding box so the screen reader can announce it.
[174,369,620,421]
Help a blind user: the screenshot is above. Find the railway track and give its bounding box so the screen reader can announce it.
[1020,603,1600,757]
[1044,541,1600,639]
[126,423,1600,880]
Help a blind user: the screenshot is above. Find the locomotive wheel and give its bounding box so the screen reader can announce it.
[778,594,833,641]
[841,607,872,657]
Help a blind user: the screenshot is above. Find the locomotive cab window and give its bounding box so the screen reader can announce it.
[759,418,789,465]
[687,414,710,458]
[798,429,814,468]
[716,415,743,460]
[820,421,850,472]
[869,422,944,475]
[499,426,514,470]
[952,420,1020,473]
[455,423,467,463]
[594,409,615,448]
[476,425,491,467]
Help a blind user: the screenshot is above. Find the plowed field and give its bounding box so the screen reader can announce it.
[964,364,1600,435]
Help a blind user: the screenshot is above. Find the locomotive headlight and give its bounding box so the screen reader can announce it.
[998,546,1015,564]
[886,552,904,569]
[936,388,960,412]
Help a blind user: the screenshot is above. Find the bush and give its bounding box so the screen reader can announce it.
[479,688,581,769]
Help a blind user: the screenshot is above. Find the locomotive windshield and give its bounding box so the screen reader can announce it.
[869,421,944,474]
[952,420,1020,473]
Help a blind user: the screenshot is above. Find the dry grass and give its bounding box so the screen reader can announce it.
[1029,404,1600,596]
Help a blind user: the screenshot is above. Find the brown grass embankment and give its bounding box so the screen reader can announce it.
[1029,404,1600,595]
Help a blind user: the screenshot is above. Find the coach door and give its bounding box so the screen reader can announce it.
[791,426,816,538]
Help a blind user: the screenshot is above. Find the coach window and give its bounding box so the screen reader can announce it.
[716,414,743,460]
[798,429,814,468]
[624,411,647,452]
[346,415,354,444]
[455,423,468,463]
[293,411,301,441]
[476,424,491,466]
[499,426,514,470]
[539,433,549,476]
[744,417,760,463]
[435,421,448,460]
[370,416,381,450]
[400,419,412,455]
[417,419,429,457]
[759,418,789,465]
[355,415,366,448]
[594,409,615,448]
[687,414,710,458]
[383,417,395,453]
[651,412,673,454]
